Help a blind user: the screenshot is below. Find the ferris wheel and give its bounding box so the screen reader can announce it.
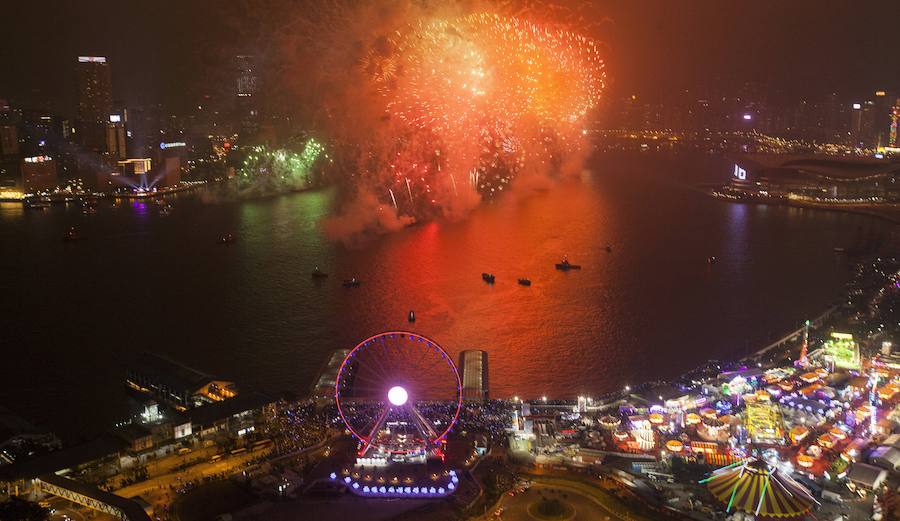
[335,332,462,459]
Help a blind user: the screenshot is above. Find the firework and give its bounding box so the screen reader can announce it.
[276,2,607,236]
[361,11,605,216]
[238,139,325,194]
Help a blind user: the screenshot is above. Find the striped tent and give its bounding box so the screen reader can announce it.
[700,458,817,519]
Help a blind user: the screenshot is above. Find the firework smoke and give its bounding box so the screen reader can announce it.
[268,1,607,241]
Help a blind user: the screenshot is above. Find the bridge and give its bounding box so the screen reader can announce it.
[36,474,151,521]
[746,305,838,361]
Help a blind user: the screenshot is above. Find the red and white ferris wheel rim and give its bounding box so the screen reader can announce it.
[334,331,463,450]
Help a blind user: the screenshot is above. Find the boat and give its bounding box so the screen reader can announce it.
[342,278,361,287]
[24,196,51,209]
[62,226,82,242]
[311,267,329,278]
[833,247,846,253]
[707,256,717,264]
[482,273,495,284]
[605,245,613,253]
[555,257,581,271]
[218,233,235,244]
[408,310,416,322]
[158,204,173,216]
[518,278,532,286]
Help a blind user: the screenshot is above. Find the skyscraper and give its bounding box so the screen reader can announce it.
[235,55,259,138]
[459,350,489,402]
[76,56,113,152]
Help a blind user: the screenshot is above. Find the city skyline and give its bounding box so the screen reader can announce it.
[4,3,900,521]
[2,1,900,115]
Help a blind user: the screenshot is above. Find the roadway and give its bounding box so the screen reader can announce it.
[480,475,652,521]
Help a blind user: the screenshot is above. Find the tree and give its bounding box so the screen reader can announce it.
[0,497,50,521]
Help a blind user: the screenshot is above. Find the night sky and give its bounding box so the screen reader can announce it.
[1,0,899,115]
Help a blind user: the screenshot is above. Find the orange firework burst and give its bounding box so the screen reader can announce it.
[362,12,605,209]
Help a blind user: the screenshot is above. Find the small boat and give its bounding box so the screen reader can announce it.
[833,247,846,253]
[342,278,361,287]
[707,256,717,264]
[408,310,416,322]
[482,273,495,284]
[555,257,581,271]
[158,204,173,216]
[24,196,51,209]
[311,267,329,278]
[518,278,532,286]
[605,245,613,253]
[218,233,235,244]
[62,226,82,242]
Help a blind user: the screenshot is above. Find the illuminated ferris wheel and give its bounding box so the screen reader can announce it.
[335,332,462,461]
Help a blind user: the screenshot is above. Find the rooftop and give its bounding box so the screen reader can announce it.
[0,433,127,482]
[129,352,221,393]
[184,391,273,428]
[736,154,900,181]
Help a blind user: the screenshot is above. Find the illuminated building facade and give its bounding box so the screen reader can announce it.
[823,332,861,370]
[729,154,900,200]
[76,56,113,152]
[22,155,57,193]
[235,55,259,138]
[106,114,126,160]
[890,99,900,148]
[744,401,785,445]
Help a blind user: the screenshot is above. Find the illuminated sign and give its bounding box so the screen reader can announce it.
[160,142,186,149]
[876,90,887,97]
[742,113,752,121]
[733,164,747,180]
[852,103,862,110]
[109,114,121,123]
[24,155,51,163]
[78,56,107,63]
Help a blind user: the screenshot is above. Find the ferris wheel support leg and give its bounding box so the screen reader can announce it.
[359,405,391,457]
[409,404,440,443]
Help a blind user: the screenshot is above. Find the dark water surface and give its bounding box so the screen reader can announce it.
[0,153,886,441]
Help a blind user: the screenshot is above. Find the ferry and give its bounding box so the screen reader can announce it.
[482,273,496,284]
[218,233,235,244]
[555,257,581,270]
[24,196,51,209]
[343,278,361,287]
[518,278,532,286]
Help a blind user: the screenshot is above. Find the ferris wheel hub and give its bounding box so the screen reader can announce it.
[388,385,409,406]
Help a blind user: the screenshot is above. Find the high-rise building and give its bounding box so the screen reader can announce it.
[459,350,489,402]
[235,55,259,138]
[76,56,113,151]
[106,114,126,159]
[0,100,20,158]
[22,155,57,193]
[873,90,892,148]
[890,99,900,148]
